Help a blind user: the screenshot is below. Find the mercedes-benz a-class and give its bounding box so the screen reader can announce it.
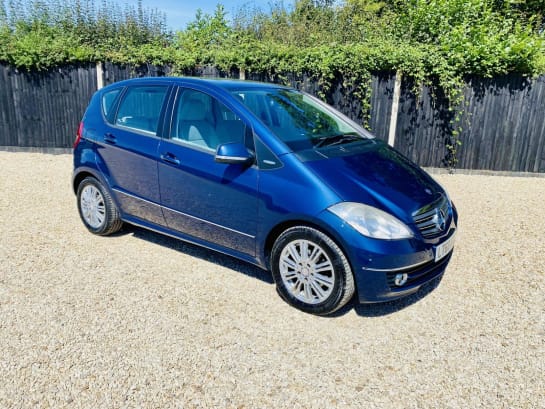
[73,78,457,315]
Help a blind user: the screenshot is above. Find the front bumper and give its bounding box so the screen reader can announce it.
[318,207,458,303]
[354,244,454,303]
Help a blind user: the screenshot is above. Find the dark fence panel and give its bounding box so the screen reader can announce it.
[0,65,18,146]
[368,72,395,142]
[0,64,97,148]
[394,80,454,168]
[102,62,172,85]
[1,63,544,173]
[458,75,545,173]
[393,74,545,172]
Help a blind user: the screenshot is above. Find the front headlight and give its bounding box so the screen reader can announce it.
[329,202,414,240]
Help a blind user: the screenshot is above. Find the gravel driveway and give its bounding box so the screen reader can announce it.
[0,151,543,408]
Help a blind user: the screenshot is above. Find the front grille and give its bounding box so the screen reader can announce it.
[413,195,450,238]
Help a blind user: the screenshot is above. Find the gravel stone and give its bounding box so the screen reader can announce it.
[0,151,543,408]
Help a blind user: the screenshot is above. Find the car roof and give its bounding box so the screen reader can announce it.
[103,77,291,92]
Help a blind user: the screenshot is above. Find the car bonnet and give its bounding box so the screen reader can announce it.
[299,139,445,224]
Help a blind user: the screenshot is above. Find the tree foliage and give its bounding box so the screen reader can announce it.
[1,0,543,168]
[0,0,169,68]
[0,0,542,77]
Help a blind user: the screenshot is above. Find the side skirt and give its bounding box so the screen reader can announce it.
[121,215,267,270]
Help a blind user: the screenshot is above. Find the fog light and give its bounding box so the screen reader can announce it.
[394,273,408,287]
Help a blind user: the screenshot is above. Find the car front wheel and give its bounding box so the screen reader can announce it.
[77,176,122,236]
[271,226,355,315]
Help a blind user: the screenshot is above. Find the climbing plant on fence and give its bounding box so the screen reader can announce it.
[1,0,544,168]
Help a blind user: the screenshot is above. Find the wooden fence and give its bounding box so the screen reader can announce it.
[394,75,545,173]
[1,63,544,173]
[0,64,97,148]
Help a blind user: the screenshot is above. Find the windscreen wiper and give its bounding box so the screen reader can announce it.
[314,133,363,148]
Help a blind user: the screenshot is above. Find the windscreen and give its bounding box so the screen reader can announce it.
[230,88,372,151]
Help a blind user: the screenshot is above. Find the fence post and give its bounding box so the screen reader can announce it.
[388,70,402,147]
[96,62,104,90]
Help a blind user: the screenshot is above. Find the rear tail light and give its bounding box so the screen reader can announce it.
[74,122,84,148]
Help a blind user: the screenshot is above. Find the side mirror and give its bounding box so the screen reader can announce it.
[215,142,254,165]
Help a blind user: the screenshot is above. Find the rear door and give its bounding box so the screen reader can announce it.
[97,83,170,225]
[157,87,259,256]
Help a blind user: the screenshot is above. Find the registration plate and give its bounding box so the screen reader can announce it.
[434,233,456,262]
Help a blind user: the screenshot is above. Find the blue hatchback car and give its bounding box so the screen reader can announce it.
[73,77,457,315]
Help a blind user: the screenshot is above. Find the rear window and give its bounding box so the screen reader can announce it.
[115,86,168,135]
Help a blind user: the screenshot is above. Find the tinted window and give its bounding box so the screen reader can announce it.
[115,86,168,135]
[170,88,251,152]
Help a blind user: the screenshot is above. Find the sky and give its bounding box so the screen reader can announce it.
[122,0,295,31]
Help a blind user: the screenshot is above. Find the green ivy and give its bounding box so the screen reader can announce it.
[1,0,544,168]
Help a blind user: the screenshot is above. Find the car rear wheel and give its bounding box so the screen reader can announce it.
[271,226,355,315]
[77,177,122,236]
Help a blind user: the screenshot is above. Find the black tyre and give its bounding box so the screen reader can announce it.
[271,226,355,315]
[76,177,123,236]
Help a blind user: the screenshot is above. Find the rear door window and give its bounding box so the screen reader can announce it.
[115,86,168,135]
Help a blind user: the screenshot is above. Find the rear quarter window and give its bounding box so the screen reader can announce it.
[101,88,122,120]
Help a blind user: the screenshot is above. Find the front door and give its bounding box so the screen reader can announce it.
[157,87,258,256]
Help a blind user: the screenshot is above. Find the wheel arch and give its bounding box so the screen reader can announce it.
[72,167,111,196]
[263,218,351,272]
[266,220,357,315]
[73,170,96,194]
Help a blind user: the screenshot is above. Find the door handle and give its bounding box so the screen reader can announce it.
[104,133,117,144]
[160,153,181,166]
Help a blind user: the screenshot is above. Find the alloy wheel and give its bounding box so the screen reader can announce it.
[279,239,335,305]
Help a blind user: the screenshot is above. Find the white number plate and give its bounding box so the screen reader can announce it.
[435,233,456,262]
